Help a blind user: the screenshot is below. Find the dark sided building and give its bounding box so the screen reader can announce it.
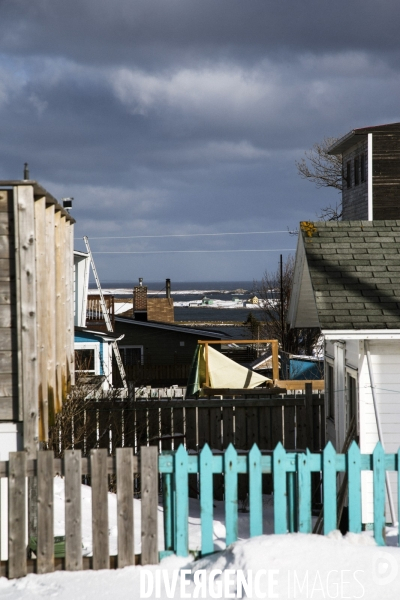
[113,316,229,386]
[328,122,400,220]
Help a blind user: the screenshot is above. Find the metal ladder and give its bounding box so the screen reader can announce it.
[83,236,128,393]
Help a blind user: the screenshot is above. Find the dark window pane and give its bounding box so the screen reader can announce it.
[354,156,359,185]
[75,349,95,371]
[122,347,142,366]
[346,161,351,188]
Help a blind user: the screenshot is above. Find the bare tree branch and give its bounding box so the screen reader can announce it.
[254,255,320,356]
[296,136,344,221]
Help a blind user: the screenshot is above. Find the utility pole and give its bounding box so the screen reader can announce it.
[280,254,285,352]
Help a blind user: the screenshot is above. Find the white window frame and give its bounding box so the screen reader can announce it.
[74,342,101,374]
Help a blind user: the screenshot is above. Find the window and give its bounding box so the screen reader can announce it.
[360,153,366,183]
[347,373,357,427]
[354,156,359,186]
[75,342,100,374]
[326,363,334,421]
[346,161,351,188]
[75,349,96,373]
[120,346,143,366]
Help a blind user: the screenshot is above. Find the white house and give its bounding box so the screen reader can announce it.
[288,219,400,525]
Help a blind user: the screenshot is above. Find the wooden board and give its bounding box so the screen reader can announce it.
[64,450,83,571]
[91,449,109,570]
[140,446,159,565]
[37,451,54,573]
[8,452,27,579]
[116,448,134,568]
[14,185,38,455]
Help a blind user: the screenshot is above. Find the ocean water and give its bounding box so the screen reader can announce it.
[90,280,268,338]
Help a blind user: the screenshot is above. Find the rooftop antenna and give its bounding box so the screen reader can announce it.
[23,163,29,180]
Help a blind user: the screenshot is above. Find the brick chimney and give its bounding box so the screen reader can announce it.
[133,278,148,321]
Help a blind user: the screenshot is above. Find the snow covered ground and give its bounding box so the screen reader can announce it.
[1,478,400,599]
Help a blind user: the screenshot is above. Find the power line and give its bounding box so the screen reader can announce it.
[77,230,293,240]
[92,249,295,254]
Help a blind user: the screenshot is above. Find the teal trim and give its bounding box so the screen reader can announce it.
[248,444,263,538]
[323,443,337,535]
[174,445,189,557]
[297,450,312,533]
[199,445,214,556]
[273,443,287,534]
[224,444,238,546]
[162,473,174,552]
[348,442,362,533]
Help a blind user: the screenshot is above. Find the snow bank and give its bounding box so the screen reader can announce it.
[1,479,400,599]
[1,532,400,599]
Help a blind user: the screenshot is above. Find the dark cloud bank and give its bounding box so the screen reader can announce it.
[0,0,399,281]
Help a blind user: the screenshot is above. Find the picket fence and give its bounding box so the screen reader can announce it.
[160,441,398,557]
[0,441,398,579]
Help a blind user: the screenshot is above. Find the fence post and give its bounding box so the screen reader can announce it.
[65,449,83,571]
[373,443,386,546]
[322,443,336,535]
[297,450,312,533]
[37,451,54,574]
[200,444,214,556]
[347,442,361,533]
[224,444,238,546]
[91,448,109,570]
[163,472,174,551]
[8,452,27,579]
[174,445,189,557]
[273,443,287,534]
[116,447,134,568]
[141,446,159,565]
[249,444,262,538]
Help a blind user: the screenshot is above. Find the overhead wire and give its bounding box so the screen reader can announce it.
[91,249,296,254]
[76,230,295,240]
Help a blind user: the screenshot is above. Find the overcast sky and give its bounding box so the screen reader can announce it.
[1,1,399,283]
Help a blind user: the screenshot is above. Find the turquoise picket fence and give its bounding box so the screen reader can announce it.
[158,441,400,558]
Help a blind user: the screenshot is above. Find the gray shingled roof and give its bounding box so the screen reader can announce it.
[300,220,400,330]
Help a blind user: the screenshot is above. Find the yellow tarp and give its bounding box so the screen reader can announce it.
[205,345,270,389]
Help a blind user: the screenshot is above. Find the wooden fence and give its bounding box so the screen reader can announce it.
[1,440,398,579]
[59,391,325,457]
[0,447,158,579]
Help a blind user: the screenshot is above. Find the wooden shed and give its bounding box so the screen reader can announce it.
[0,180,75,458]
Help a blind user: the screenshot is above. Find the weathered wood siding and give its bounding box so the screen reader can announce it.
[372,130,400,219]
[0,190,18,421]
[0,183,75,452]
[341,124,400,220]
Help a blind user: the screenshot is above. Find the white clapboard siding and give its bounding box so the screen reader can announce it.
[359,340,400,524]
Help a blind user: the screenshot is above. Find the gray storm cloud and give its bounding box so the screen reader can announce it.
[0,0,399,281]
